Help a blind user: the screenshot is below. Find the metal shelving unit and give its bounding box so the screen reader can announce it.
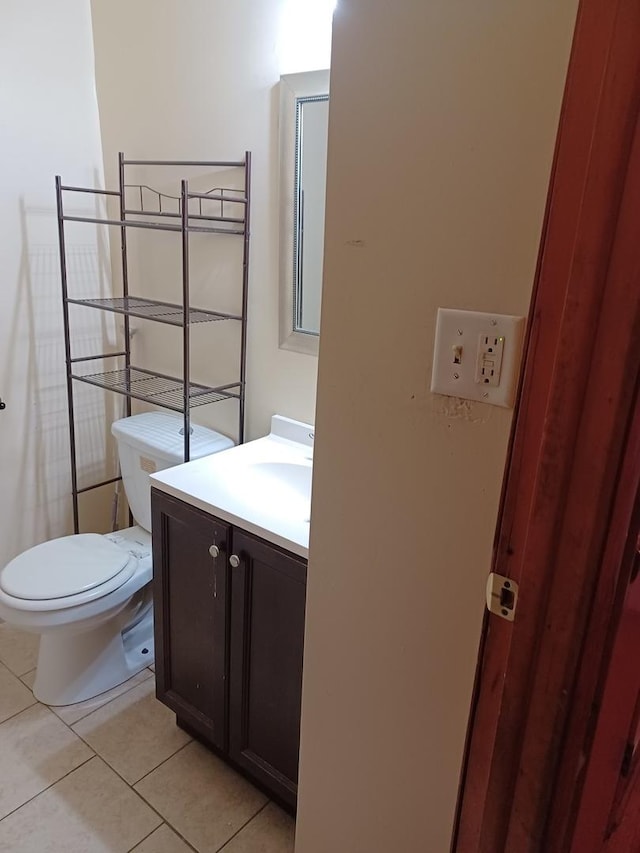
[56,152,251,533]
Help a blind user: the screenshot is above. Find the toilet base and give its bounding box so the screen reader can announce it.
[33,600,155,706]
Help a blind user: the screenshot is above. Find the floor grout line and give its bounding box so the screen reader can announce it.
[0,641,292,852]
[126,821,200,853]
[63,707,201,844]
[0,753,96,824]
[18,669,37,689]
[130,742,211,847]
[0,697,40,728]
[57,669,155,726]
[0,653,39,680]
[1,675,176,839]
[215,800,271,852]
[131,738,192,787]
[129,740,280,852]
[0,664,39,679]
[64,703,190,789]
[126,823,160,852]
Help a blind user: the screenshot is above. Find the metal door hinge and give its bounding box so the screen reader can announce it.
[486,573,518,621]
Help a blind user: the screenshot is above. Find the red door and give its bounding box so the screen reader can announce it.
[570,525,640,853]
[453,0,640,850]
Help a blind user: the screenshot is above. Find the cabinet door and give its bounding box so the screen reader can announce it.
[229,529,307,809]
[151,489,229,750]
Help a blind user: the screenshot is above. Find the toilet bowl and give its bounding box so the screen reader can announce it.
[0,412,233,706]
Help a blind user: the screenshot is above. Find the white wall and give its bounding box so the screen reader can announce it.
[0,0,113,566]
[90,0,334,442]
[296,1,579,851]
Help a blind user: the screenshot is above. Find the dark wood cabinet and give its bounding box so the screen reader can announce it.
[151,491,229,749]
[229,528,307,807]
[151,488,307,810]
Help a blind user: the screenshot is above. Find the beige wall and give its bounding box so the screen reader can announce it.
[296,1,579,851]
[90,0,333,442]
[0,0,113,567]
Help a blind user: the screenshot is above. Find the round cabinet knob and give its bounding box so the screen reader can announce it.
[229,554,240,568]
[208,545,220,559]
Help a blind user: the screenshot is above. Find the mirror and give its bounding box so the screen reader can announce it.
[279,69,330,355]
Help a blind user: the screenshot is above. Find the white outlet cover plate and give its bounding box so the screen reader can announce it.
[430,308,526,408]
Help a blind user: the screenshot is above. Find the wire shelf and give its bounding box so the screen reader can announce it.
[56,152,251,532]
[61,214,245,235]
[67,296,241,326]
[124,183,247,225]
[72,366,240,412]
[61,179,247,234]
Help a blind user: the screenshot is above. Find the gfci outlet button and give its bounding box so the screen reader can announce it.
[430,308,525,408]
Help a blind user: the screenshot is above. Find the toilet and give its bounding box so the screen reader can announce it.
[0,411,233,706]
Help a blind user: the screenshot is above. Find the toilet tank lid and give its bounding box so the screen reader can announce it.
[111,412,234,464]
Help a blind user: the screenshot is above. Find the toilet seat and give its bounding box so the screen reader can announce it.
[0,534,137,610]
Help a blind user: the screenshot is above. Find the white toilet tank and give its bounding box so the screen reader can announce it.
[111,412,234,532]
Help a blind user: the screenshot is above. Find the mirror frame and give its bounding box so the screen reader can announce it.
[279,69,330,356]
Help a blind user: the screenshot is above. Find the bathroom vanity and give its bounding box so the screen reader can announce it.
[149,416,312,811]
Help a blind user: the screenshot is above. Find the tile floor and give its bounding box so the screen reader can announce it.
[0,623,296,853]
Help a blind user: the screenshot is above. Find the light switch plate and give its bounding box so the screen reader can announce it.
[430,308,526,408]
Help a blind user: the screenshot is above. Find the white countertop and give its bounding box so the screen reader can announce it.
[150,416,313,559]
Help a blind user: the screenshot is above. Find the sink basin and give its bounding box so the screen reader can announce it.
[151,414,315,556]
[251,461,311,497]
[236,460,312,519]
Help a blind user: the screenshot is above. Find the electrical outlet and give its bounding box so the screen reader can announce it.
[475,333,505,386]
[430,308,525,408]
